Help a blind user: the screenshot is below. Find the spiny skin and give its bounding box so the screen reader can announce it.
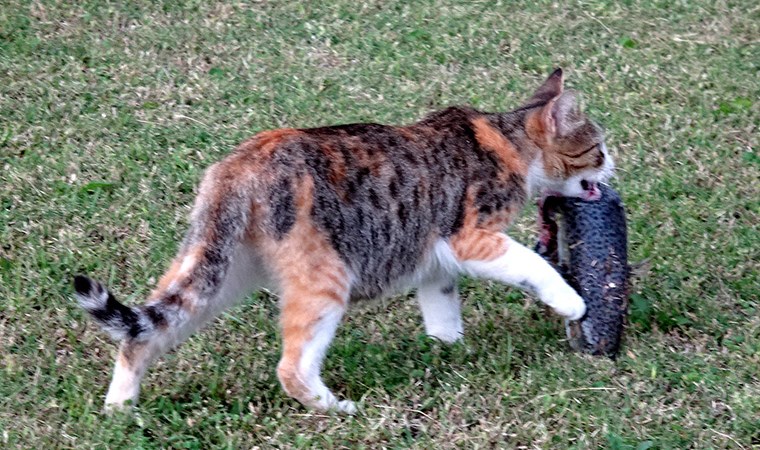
[537,184,629,357]
[74,68,614,413]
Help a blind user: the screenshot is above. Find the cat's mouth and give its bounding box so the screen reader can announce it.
[580,180,601,201]
[541,179,603,201]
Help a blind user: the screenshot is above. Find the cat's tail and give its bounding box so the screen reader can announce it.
[74,275,158,341]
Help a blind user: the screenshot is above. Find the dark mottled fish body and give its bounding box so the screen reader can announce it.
[537,184,629,357]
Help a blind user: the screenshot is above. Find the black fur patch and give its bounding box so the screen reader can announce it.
[73,275,92,295]
[441,283,456,295]
[91,291,143,337]
[143,305,167,328]
[270,177,296,238]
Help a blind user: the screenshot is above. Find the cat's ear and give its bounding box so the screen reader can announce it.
[537,91,582,138]
[526,68,564,105]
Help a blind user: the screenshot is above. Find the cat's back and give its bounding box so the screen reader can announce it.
[218,108,485,299]
[233,106,481,167]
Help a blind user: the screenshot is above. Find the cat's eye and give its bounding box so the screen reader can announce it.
[572,143,599,157]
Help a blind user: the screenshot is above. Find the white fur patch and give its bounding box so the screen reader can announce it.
[526,152,550,196]
[179,254,196,275]
[104,357,142,410]
[296,303,355,413]
[417,276,463,343]
[431,239,463,276]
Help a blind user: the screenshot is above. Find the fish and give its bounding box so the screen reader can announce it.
[536,183,629,357]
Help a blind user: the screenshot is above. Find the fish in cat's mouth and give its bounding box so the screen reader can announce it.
[580,179,601,201]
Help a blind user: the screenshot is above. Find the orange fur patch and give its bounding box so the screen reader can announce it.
[472,117,526,176]
[152,260,182,298]
[277,358,309,399]
[151,246,204,300]
[118,341,147,368]
[118,348,133,368]
[320,143,347,185]
[525,109,549,147]
[251,128,302,157]
[270,231,349,305]
[450,228,509,262]
[449,187,510,262]
[524,109,580,178]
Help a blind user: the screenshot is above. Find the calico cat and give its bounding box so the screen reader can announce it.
[75,68,614,414]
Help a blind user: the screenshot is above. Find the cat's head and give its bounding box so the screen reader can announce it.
[523,68,614,200]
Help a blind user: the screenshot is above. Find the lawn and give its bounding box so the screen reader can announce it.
[1,0,758,448]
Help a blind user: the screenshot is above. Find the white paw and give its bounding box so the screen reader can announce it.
[312,392,357,415]
[336,399,357,415]
[428,327,464,344]
[103,400,134,415]
[543,284,586,320]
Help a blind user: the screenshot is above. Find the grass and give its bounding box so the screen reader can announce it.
[1,0,758,448]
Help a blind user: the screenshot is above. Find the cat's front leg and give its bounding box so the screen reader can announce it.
[451,233,586,320]
[416,276,463,343]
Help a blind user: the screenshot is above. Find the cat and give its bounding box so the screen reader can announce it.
[74,68,614,414]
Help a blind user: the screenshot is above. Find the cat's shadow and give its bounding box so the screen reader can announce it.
[147,290,564,416]
[326,292,565,407]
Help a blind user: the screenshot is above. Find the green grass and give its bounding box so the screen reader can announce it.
[1,0,758,448]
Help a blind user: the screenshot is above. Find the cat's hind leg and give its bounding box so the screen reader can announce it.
[272,246,355,413]
[262,205,356,413]
[76,163,264,411]
[277,287,353,413]
[76,243,263,411]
